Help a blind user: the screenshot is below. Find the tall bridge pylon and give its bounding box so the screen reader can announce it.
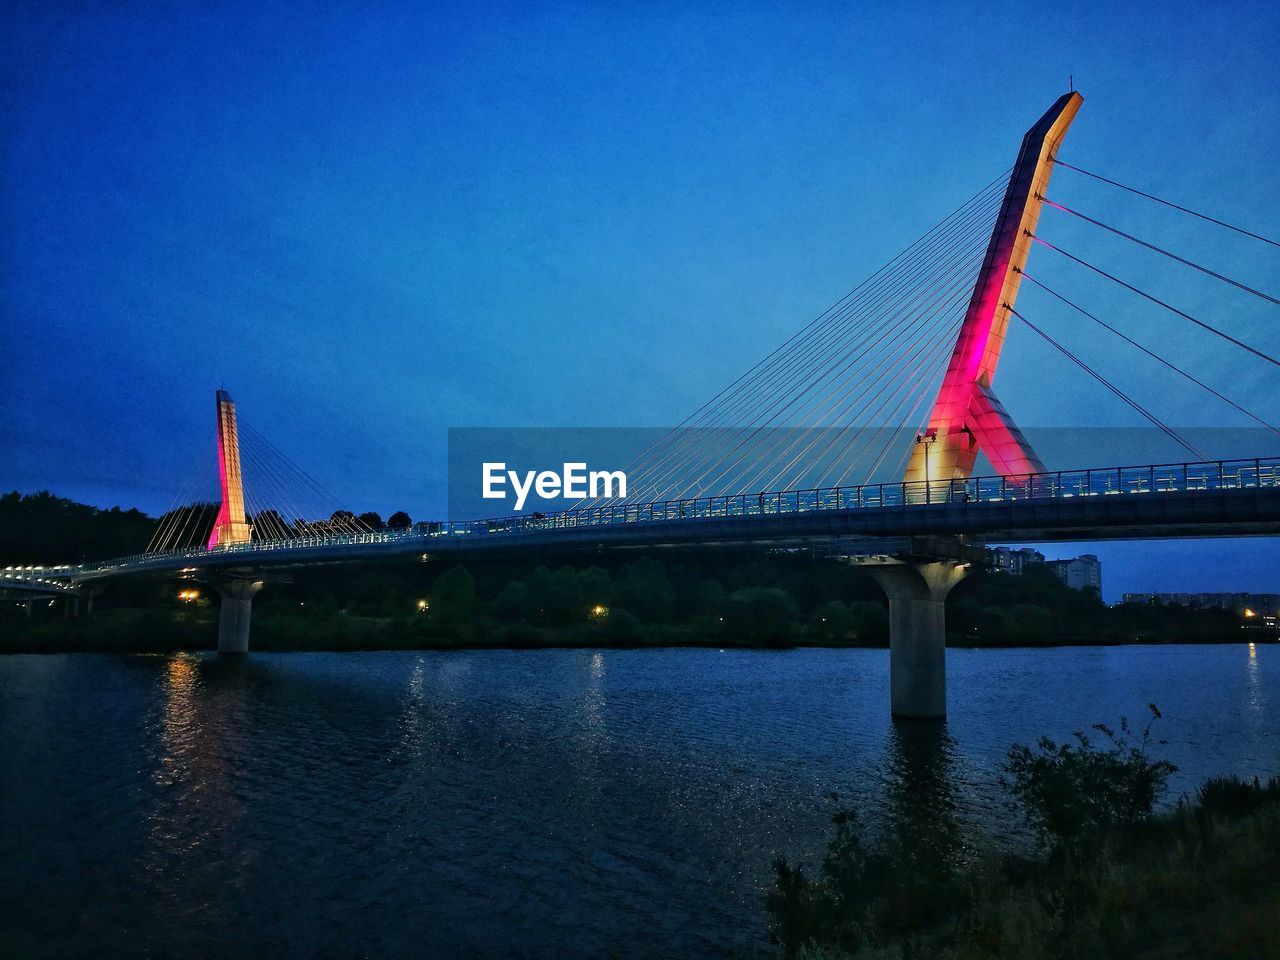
[208,390,253,548]
[904,91,1083,487]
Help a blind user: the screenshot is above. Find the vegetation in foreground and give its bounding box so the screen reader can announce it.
[767,706,1280,960]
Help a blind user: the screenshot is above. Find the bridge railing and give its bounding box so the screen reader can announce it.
[434,456,1279,536]
[68,455,1280,573]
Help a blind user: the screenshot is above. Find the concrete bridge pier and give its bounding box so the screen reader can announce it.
[214,579,265,654]
[83,586,99,618]
[865,560,968,720]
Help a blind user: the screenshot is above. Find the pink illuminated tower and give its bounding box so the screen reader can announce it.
[903,92,1083,489]
[208,390,253,548]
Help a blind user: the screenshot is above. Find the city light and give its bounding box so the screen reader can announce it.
[416,599,429,612]
[177,589,200,603]
[1243,607,1256,618]
[591,604,608,618]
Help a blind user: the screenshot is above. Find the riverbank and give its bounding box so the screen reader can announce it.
[768,711,1280,960]
[773,780,1280,959]
[2,607,1274,653]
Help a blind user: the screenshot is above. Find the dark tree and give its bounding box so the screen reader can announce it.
[430,565,477,627]
[614,557,675,622]
[387,510,412,529]
[0,490,159,562]
[250,509,292,540]
[722,587,798,645]
[151,502,219,550]
[491,581,533,622]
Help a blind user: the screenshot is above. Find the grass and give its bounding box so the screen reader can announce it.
[768,706,1280,960]
[888,795,1280,960]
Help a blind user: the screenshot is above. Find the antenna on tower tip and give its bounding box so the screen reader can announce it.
[1069,74,1074,93]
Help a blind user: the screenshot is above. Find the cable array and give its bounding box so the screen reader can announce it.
[235,419,374,540]
[578,170,1011,506]
[1009,307,1208,460]
[1040,199,1280,306]
[144,419,372,553]
[1049,158,1280,249]
[1024,160,1278,451]
[146,430,219,553]
[1020,272,1280,437]
[142,152,1277,552]
[1032,237,1279,370]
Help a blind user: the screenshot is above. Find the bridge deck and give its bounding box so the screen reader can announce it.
[7,456,1274,586]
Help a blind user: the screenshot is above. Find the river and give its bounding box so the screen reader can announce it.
[0,644,1275,957]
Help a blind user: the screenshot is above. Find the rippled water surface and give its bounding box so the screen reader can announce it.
[1,645,1276,957]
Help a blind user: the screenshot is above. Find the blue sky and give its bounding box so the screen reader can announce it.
[2,1,1277,597]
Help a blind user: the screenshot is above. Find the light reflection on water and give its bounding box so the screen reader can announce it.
[0,644,1277,958]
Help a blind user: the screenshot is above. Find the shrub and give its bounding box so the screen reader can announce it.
[810,601,855,641]
[1196,774,1280,819]
[497,623,542,648]
[613,557,676,622]
[847,600,888,644]
[579,565,612,608]
[723,587,798,646]
[1002,703,1177,849]
[429,565,477,628]
[490,580,533,622]
[768,708,1278,960]
[767,808,971,957]
[601,608,644,644]
[527,565,584,624]
[1007,603,1054,644]
[693,579,725,617]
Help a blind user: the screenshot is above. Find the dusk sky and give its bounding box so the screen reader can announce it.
[2,1,1277,597]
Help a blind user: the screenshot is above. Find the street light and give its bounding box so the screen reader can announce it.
[915,429,938,503]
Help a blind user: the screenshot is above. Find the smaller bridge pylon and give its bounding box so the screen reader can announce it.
[208,390,254,549]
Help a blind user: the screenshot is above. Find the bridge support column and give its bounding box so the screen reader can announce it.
[214,579,264,654]
[865,561,968,720]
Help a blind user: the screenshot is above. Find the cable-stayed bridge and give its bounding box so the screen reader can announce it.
[7,91,1279,718]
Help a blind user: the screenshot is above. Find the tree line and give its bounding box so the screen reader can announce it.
[1,491,1262,648]
[0,491,420,560]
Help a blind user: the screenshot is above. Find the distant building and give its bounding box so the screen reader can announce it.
[989,547,1100,593]
[991,546,1044,575]
[1120,592,1280,618]
[1046,554,1102,593]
